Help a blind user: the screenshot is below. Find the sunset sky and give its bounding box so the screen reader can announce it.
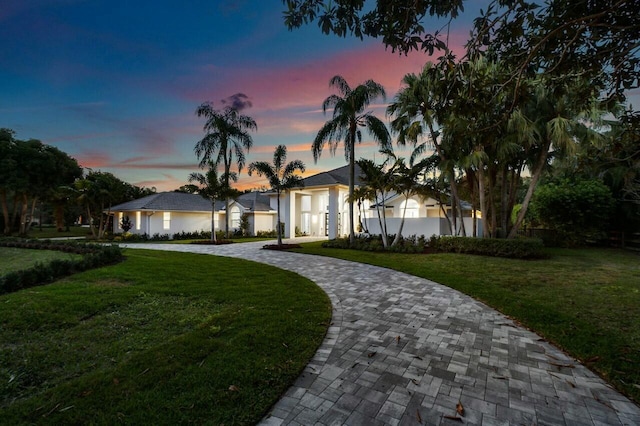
[5,1,633,192]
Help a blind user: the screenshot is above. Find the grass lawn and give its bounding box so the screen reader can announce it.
[0,249,331,425]
[293,242,640,403]
[25,225,92,240]
[0,247,83,275]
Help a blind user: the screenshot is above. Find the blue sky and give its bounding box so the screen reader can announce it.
[11,0,631,191]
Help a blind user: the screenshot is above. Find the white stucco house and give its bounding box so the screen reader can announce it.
[266,164,481,240]
[109,165,480,239]
[109,191,222,236]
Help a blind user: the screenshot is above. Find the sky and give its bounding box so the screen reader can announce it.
[3,0,607,192]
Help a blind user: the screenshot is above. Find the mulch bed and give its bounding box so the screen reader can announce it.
[262,244,302,250]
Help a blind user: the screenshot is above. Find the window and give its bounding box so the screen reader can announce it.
[230,206,241,228]
[136,211,141,230]
[400,199,420,218]
[163,212,171,230]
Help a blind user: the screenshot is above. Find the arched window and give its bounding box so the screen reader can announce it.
[399,199,420,218]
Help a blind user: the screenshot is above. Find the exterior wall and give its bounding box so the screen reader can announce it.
[252,213,274,234]
[363,216,483,238]
[112,210,213,237]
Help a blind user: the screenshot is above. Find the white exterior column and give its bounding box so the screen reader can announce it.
[286,190,297,238]
[328,187,339,239]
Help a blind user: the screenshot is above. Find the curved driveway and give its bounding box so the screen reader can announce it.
[122,241,640,425]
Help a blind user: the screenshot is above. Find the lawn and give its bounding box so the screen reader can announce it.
[0,249,331,425]
[292,242,640,403]
[0,247,82,275]
[25,225,92,240]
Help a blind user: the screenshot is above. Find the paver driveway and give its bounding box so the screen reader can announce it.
[122,241,640,425]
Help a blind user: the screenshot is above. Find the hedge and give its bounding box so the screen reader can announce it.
[0,239,123,295]
[428,235,546,259]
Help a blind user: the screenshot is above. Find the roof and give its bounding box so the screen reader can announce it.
[110,191,222,212]
[234,192,273,212]
[300,164,363,188]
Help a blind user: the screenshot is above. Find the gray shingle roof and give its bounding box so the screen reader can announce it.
[234,192,273,212]
[110,192,222,212]
[301,164,363,188]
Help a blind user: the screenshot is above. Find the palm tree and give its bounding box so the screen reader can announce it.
[387,62,469,236]
[313,75,391,245]
[248,145,305,246]
[188,163,237,243]
[195,103,257,238]
[356,157,397,248]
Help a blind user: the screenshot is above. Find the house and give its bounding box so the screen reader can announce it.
[109,191,278,237]
[109,191,223,236]
[270,164,482,240]
[109,165,480,240]
[227,192,277,235]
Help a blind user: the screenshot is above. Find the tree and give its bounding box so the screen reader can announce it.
[313,75,391,245]
[356,157,396,248]
[282,0,465,54]
[387,61,468,236]
[195,103,257,238]
[0,130,82,235]
[530,179,614,245]
[248,145,305,246]
[188,164,237,243]
[75,171,128,239]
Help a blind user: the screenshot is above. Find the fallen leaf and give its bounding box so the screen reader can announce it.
[396,336,401,344]
[414,355,423,360]
[585,356,600,363]
[412,379,420,385]
[443,415,463,422]
[456,401,465,416]
[228,385,240,392]
[565,380,576,388]
[416,409,422,422]
[492,376,508,380]
[368,352,376,358]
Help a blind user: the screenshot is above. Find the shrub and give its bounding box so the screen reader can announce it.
[0,239,124,295]
[257,230,278,238]
[428,235,546,259]
[322,234,426,253]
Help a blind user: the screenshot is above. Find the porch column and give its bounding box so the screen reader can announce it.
[328,187,339,239]
[285,190,297,239]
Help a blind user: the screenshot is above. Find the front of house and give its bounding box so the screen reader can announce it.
[110,165,481,239]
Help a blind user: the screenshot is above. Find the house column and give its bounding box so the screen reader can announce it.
[286,190,297,239]
[328,187,339,239]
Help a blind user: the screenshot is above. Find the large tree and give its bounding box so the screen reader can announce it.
[313,75,391,244]
[248,145,305,246]
[195,103,257,238]
[282,0,465,54]
[75,171,128,239]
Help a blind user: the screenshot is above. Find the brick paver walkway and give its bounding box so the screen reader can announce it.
[122,241,640,425]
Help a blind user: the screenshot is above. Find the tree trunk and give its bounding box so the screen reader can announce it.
[478,165,489,238]
[391,194,409,246]
[500,166,509,238]
[18,194,28,235]
[86,206,97,238]
[210,199,216,243]
[26,197,37,233]
[276,191,282,246]
[508,140,551,239]
[55,202,65,232]
[348,143,356,246]
[0,190,10,235]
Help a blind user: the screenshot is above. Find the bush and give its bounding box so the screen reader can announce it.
[322,234,426,253]
[256,230,278,238]
[0,239,124,295]
[428,235,546,259]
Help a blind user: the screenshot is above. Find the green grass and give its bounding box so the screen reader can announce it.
[293,242,640,403]
[0,247,83,275]
[0,249,331,425]
[25,225,92,240]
